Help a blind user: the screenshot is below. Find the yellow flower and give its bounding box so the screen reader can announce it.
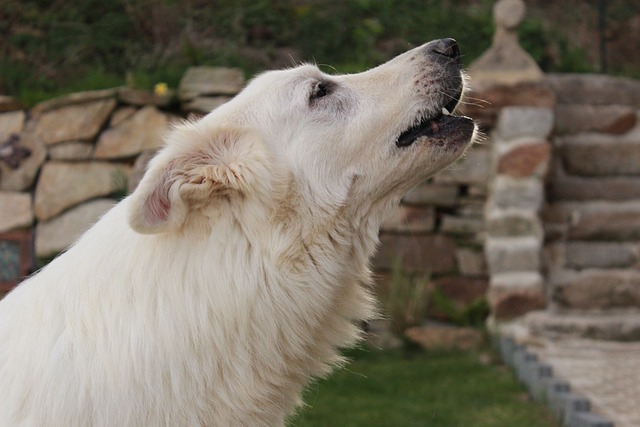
[154,82,169,96]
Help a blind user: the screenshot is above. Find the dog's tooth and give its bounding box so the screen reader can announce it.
[442,107,450,116]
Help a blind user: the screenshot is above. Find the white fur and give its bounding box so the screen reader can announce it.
[0,41,476,426]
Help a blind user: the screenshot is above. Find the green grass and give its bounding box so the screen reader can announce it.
[289,346,558,427]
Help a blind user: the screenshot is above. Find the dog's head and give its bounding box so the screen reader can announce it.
[128,39,476,234]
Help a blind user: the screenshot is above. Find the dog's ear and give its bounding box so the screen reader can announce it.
[128,125,267,234]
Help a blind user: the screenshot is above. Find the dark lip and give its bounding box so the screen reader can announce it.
[396,90,464,148]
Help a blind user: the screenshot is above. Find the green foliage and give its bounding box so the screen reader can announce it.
[383,259,430,335]
[431,288,490,328]
[290,347,559,427]
[2,0,637,102]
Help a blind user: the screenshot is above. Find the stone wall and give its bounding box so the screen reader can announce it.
[543,74,640,315]
[0,67,244,273]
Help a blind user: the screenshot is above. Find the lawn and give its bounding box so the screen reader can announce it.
[289,346,558,427]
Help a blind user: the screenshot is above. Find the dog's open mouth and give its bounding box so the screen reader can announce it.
[396,94,472,148]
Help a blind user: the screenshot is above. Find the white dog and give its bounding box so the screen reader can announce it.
[0,39,475,426]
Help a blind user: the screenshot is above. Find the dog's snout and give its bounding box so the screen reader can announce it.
[425,38,461,65]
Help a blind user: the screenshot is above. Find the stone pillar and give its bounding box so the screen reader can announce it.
[485,107,553,320]
[464,0,556,322]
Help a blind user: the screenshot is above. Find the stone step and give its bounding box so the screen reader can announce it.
[524,310,640,341]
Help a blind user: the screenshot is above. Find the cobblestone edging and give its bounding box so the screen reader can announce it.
[499,336,615,427]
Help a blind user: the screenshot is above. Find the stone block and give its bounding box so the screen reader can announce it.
[552,269,640,310]
[94,106,170,159]
[560,132,640,176]
[456,248,488,276]
[34,161,131,221]
[461,81,556,130]
[118,88,174,107]
[179,67,245,100]
[485,236,541,275]
[431,276,489,307]
[491,176,544,211]
[550,171,640,202]
[182,96,232,113]
[525,310,640,341]
[441,215,484,235]
[555,104,636,135]
[433,147,491,185]
[0,125,47,192]
[110,107,137,127]
[380,204,435,233]
[34,98,116,145]
[565,242,636,269]
[374,234,457,274]
[528,363,554,402]
[553,393,590,425]
[548,73,640,106]
[0,110,25,141]
[495,107,554,140]
[404,324,484,351]
[48,141,94,160]
[0,192,33,232]
[567,201,640,241]
[486,208,543,238]
[31,88,118,116]
[402,182,458,206]
[35,199,116,257]
[488,272,545,319]
[497,141,551,178]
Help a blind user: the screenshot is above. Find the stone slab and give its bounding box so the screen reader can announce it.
[34,161,131,221]
[182,96,232,113]
[0,126,47,192]
[374,234,457,274]
[486,236,541,275]
[48,141,94,160]
[34,98,117,145]
[554,201,640,241]
[490,176,545,211]
[555,104,637,135]
[497,141,551,178]
[486,208,543,238]
[35,199,116,258]
[461,81,556,130]
[441,215,484,235]
[402,182,458,206]
[31,88,118,115]
[94,106,169,159]
[455,248,488,276]
[0,110,25,142]
[0,192,33,232]
[560,138,640,177]
[179,67,245,100]
[565,242,636,270]
[380,204,435,233]
[495,107,554,140]
[549,170,640,202]
[525,310,640,341]
[548,73,640,106]
[433,147,491,185]
[488,271,545,319]
[551,269,640,310]
[405,324,484,351]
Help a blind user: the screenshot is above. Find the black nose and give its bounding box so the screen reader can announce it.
[427,38,461,63]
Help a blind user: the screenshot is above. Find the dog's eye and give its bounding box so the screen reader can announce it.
[310,81,330,101]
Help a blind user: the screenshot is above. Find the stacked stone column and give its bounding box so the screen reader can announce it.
[485,107,554,320]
